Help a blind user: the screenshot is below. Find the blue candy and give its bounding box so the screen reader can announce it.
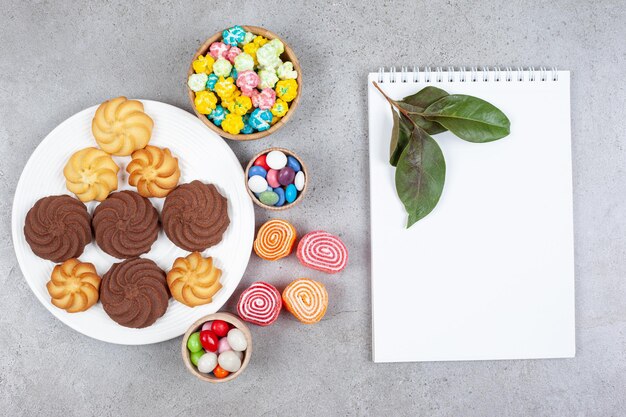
[223,25,246,46]
[287,156,301,172]
[274,187,286,206]
[241,113,254,134]
[249,108,273,132]
[285,184,297,203]
[248,165,267,178]
[208,105,227,126]
[206,73,219,91]
[230,68,238,81]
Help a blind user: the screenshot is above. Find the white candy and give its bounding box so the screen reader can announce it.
[234,350,244,360]
[187,73,208,92]
[196,351,217,373]
[227,328,248,351]
[248,175,268,193]
[266,150,287,170]
[218,350,242,373]
[294,171,305,191]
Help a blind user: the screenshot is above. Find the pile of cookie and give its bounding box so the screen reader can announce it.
[24,97,231,328]
[236,219,348,326]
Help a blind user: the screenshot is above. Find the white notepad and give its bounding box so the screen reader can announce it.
[368,67,575,363]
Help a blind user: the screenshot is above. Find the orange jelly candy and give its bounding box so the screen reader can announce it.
[253,219,297,261]
[282,278,328,324]
[213,365,230,378]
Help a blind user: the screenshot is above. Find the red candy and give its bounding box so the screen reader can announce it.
[297,231,348,274]
[200,330,219,352]
[253,154,270,171]
[237,281,282,326]
[211,320,230,337]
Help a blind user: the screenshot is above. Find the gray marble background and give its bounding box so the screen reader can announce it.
[1,1,625,416]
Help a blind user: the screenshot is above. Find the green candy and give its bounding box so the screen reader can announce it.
[187,332,202,353]
[190,350,204,366]
[259,191,279,206]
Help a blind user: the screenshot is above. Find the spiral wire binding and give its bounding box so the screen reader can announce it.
[377,66,559,83]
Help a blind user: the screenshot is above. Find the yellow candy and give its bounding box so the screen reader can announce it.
[227,95,252,116]
[192,55,215,74]
[242,43,259,65]
[253,36,269,47]
[221,113,244,135]
[194,91,217,115]
[221,89,241,110]
[214,76,237,100]
[271,116,281,126]
[271,99,289,117]
[275,79,298,102]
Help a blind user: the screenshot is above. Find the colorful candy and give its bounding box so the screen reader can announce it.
[278,167,295,186]
[259,190,279,205]
[266,150,287,170]
[297,231,348,274]
[248,165,267,178]
[266,169,280,188]
[187,332,202,352]
[217,337,231,353]
[282,278,328,324]
[190,350,204,366]
[237,282,282,326]
[285,184,297,203]
[194,91,217,114]
[207,105,227,126]
[254,154,270,171]
[253,219,297,261]
[200,330,219,352]
[188,26,297,135]
[197,351,218,373]
[227,328,248,351]
[213,365,230,378]
[248,175,268,194]
[294,171,305,191]
[247,150,305,207]
[218,350,242,372]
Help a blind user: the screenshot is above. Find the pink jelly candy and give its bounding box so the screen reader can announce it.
[252,88,276,110]
[209,42,230,59]
[226,46,242,64]
[236,70,260,96]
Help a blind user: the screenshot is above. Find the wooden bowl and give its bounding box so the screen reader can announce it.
[245,147,308,210]
[181,312,252,383]
[187,26,302,141]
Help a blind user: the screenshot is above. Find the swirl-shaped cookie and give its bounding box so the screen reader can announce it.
[253,219,297,261]
[162,181,230,252]
[47,258,101,313]
[92,97,154,156]
[63,147,119,202]
[127,145,181,198]
[92,191,159,259]
[100,258,169,328]
[167,252,222,307]
[24,195,92,262]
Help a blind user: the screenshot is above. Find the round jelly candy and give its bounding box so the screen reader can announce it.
[197,351,217,373]
[187,73,208,92]
[209,42,230,59]
[274,187,286,207]
[213,365,229,378]
[206,73,219,91]
[266,169,280,188]
[294,171,305,191]
[287,156,301,172]
[223,25,246,46]
[190,350,204,366]
[259,190,279,206]
[249,108,273,132]
[266,150,287,170]
[201,321,213,331]
[285,184,297,203]
[248,165,267,178]
[254,154,270,171]
[217,337,232,354]
[213,58,233,77]
[234,52,254,72]
[218,350,242,373]
[200,330,219,352]
[248,175,268,194]
[227,328,248,351]
[187,332,202,352]
[211,320,230,337]
[278,167,295,186]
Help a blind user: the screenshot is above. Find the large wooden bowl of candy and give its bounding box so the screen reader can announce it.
[187,25,302,141]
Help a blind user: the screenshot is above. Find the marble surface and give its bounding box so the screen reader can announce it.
[1,1,625,416]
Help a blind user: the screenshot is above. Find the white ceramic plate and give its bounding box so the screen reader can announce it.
[11,100,254,345]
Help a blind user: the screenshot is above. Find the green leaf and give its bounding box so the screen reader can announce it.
[402,86,449,108]
[395,128,446,228]
[397,102,447,135]
[422,95,511,143]
[389,109,413,166]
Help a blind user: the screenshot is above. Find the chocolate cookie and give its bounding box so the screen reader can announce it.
[24,195,92,262]
[92,190,159,259]
[100,258,169,328]
[161,181,230,252]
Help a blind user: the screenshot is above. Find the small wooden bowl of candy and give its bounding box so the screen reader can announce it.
[181,312,252,383]
[245,147,308,210]
[187,25,302,141]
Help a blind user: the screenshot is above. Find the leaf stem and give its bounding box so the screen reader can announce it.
[372,81,427,128]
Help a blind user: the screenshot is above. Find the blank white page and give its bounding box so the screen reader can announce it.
[368,70,575,363]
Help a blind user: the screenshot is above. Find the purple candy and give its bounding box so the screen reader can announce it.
[278,167,295,186]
